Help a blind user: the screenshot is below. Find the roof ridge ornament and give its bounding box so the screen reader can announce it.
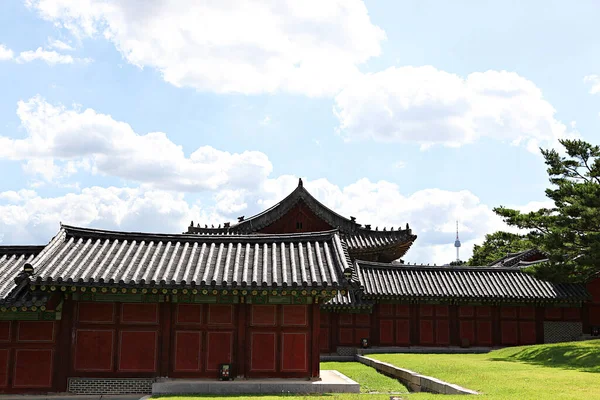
[298,177,303,187]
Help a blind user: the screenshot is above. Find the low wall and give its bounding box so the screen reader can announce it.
[355,355,478,395]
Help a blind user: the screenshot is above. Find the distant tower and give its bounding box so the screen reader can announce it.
[454,221,461,262]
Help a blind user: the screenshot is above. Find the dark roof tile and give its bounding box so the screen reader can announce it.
[26,225,352,290]
[356,261,588,302]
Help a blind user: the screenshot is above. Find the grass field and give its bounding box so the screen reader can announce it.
[373,339,600,399]
[154,340,600,400]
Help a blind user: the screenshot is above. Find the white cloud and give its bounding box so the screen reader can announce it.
[25,0,385,96]
[0,186,208,245]
[16,47,90,65]
[0,44,14,60]
[0,175,542,264]
[260,116,271,126]
[393,161,406,169]
[584,74,600,95]
[334,66,575,152]
[48,38,74,51]
[0,96,273,191]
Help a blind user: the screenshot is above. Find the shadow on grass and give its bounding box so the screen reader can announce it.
[489,341,600,373]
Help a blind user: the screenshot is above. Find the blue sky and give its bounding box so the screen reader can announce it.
[1,0,599,263]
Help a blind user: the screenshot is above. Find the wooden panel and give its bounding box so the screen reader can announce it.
[589,305,600,325]
[177,304,203,324]
[281,333,308,372]
[121,303,159,324]
[419,320,434,344]
[476,321,492,345]
[500,307,517,319]
[519,307,535,320]
[355,313,371,326]
[563,307,581,321]
[395,305,410,317]
[74,329,114,371]
[338,313,353,326]
[0,322,9,342]
[519,321,536,344]
[476,306,491,318]
[459,320,475,344]
[420,305,433,317]
[436,320,450,345]
[206,331,233,372]
[173,331,201,372]
[501,321,518,345]
[587,277,600,302]
[320,312,330,326]
[208,304,234,325]
[378,304,394,317]
[544,307,562,320]
[459,306,474,318]
[395,319,410,345]
[282,305,307,326]
[354,328,370,343]
[17,321,54,342]
[251,305,276,326]
[338,328,353,345]
[436,305,449,317]
[118,331,158,372]
[0,349,8,388]
[78,302,115,323]
[13,349,53,388]
[250,332,276,372]
[379,320,394,345]
[319,327,330,352]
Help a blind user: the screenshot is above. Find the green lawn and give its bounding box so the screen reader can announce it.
[372,340,600,400]
[154,340,600,400]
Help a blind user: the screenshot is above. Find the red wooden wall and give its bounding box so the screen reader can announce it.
[587,278,600,328]
[457,306,493,346]
[498,306,537,345]
[378,304,411,346]
[171,304,235,378]
[247,304,314,378]
[73,302,160,376]
[0,320,57,393]
[258,202,333,234]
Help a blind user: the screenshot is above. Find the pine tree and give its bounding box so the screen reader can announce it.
[494,139,600,282]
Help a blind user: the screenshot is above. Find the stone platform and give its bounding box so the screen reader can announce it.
[152,370,360,395]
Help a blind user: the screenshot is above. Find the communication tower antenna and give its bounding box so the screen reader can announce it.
[454,221,461,262]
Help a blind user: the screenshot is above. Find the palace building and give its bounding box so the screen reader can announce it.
[0,179,599,394]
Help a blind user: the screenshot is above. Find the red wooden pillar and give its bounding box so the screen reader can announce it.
[410,304,418,345]
[159,301,172,376]
[449,305,459,346]
[54,295,73,392]
[311,303,320,378]
[236,302,247,378]
[492,305,501,346]
[369,311,377,347]
[535,306,545,343]
[331,312,340,351]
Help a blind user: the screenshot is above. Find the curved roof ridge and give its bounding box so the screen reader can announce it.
[356,259,526,273]
[60,224,342,242]
[187,179,413,237]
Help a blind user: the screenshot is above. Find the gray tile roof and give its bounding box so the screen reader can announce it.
[322,290,374,311]
[0,246,46,307]
[186,179,417,261]
[26,225,352,290]
[356,261,589,302]
[489,249,547,267]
